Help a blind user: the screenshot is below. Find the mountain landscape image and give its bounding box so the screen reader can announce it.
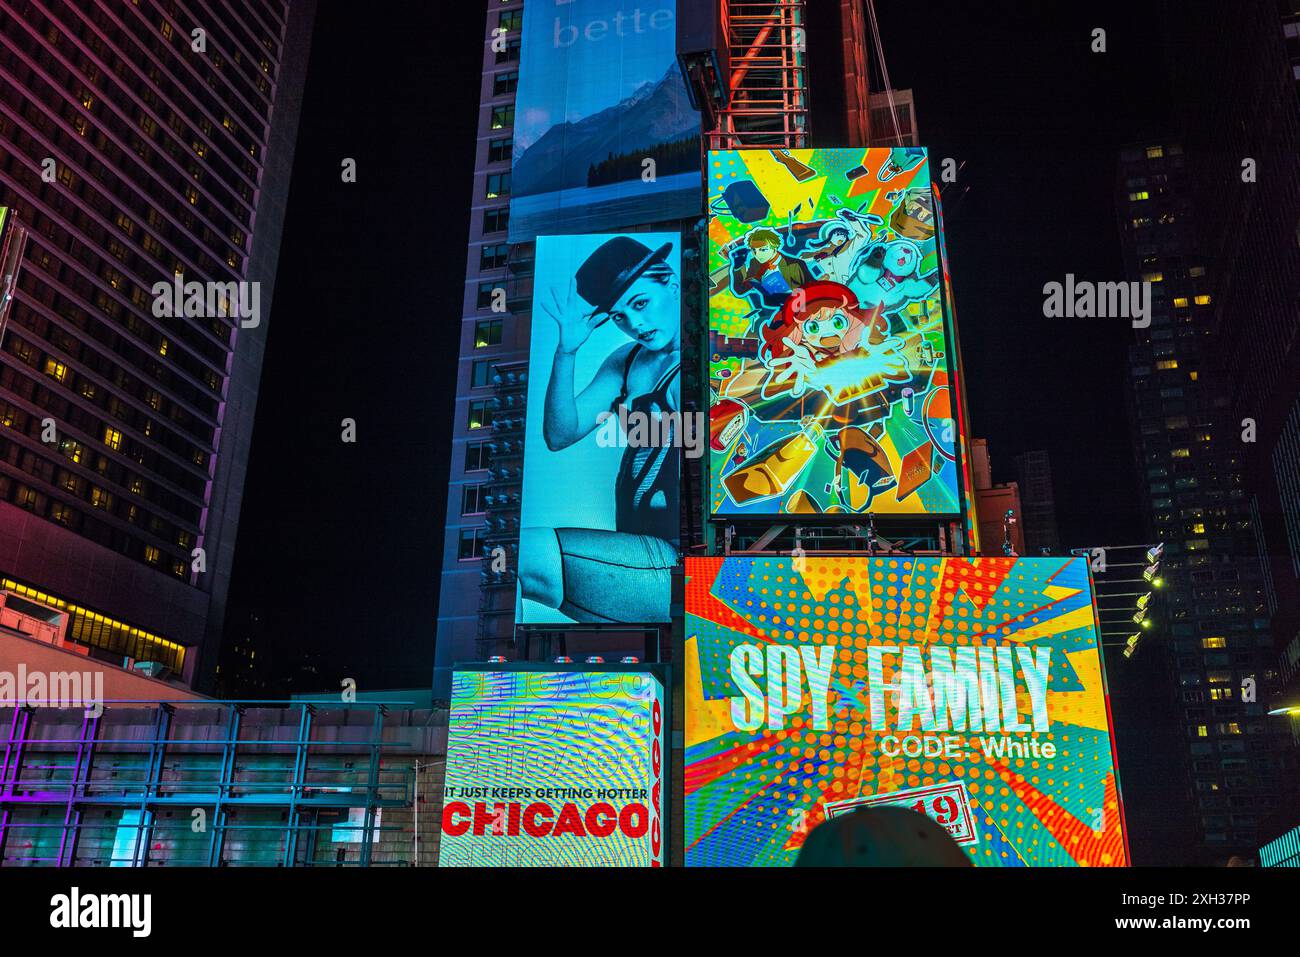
[512,63,701,198]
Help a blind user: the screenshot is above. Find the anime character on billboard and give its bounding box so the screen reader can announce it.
[519,237,679,622]
[732,281,913,511]
[707,148,961,517]
[847,238,939,326]
[728,227,814,334]
[803,208,883,284]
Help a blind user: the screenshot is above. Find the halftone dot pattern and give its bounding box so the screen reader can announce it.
[684,556,1128,867]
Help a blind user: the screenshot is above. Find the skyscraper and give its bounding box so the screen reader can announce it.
[1013,450,1062,556]
[1117,135,1289,863]
[431,0,528,699]
[0,0,316,689]
[1160,0,1300,847]
[431,1,898,699]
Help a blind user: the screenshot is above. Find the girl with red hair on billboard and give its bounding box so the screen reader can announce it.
[750,281,912,510]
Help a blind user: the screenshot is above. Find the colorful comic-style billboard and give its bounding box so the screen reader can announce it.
[516,233,681,624]
[685,556,1129,867]
[707,147,963,517]
[508,1,701,242]
[440,667,665,866]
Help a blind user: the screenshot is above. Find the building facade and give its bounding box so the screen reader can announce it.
[1117,136,1291,863]
[0,0,317,690]
[1013,450,1062,556]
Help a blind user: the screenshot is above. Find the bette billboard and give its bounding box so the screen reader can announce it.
[516,233,680,625]
[439,666,665,866]
[684,556,1129,867]
[508,0,701,242]
[707,147,963,517]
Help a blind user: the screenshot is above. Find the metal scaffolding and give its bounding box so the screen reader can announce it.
[711,0,809,149]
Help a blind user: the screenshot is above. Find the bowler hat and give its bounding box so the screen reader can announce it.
[575,237,673,320]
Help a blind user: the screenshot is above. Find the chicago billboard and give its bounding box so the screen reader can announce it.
[684,556,1129,866]
[508,1,701,242]
[440,667,665,866]
[707,147,963,517]
[517,233,680,625]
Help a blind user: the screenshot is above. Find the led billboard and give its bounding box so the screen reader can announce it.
[517,233,680,624]
[440,667,665,866]
[707,147,962,517]
[685,556,1128,866]
[508,1,701,242]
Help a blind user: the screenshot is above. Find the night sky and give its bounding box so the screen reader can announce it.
[224,1,1173,694]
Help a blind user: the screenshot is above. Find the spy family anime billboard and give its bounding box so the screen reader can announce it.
[707,147,964,517]
[516,233,681,625]
[684,556,1129,867]
[508,0,701,242]
[440,667,665,866]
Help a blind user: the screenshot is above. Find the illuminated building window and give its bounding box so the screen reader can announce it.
[474,319,502,348]
[144,545,161,564]
[467,400,493,430]
[1129,191,1149,201]
[1188,266,1205,277]
[490,106,514,131]
[1141,271,1163,282]
[51,502,73,525]
[485,172,511,199]
[1173,297,1189,307]
[1210,687,1231,700]
[90,487,112,510]
[1131,216,1152,228]
[44,358,69,382]
[1194,294,1211,305]
[103,427,123,451]
[1207,670,1232,684]
[1220,723,1242,735]
[1202,636,1227,649]
[498,10,522,32]
[1189,371,1198,381]
[1196,725,1208,737]
[1185,538,1209,551]
[1191,522,1205,533]
[1156,359,1178,370]
[1172,448,1190,458]
[1146,146,1164,158]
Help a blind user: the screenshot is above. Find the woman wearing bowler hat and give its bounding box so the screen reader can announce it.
[518,236,680,622]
